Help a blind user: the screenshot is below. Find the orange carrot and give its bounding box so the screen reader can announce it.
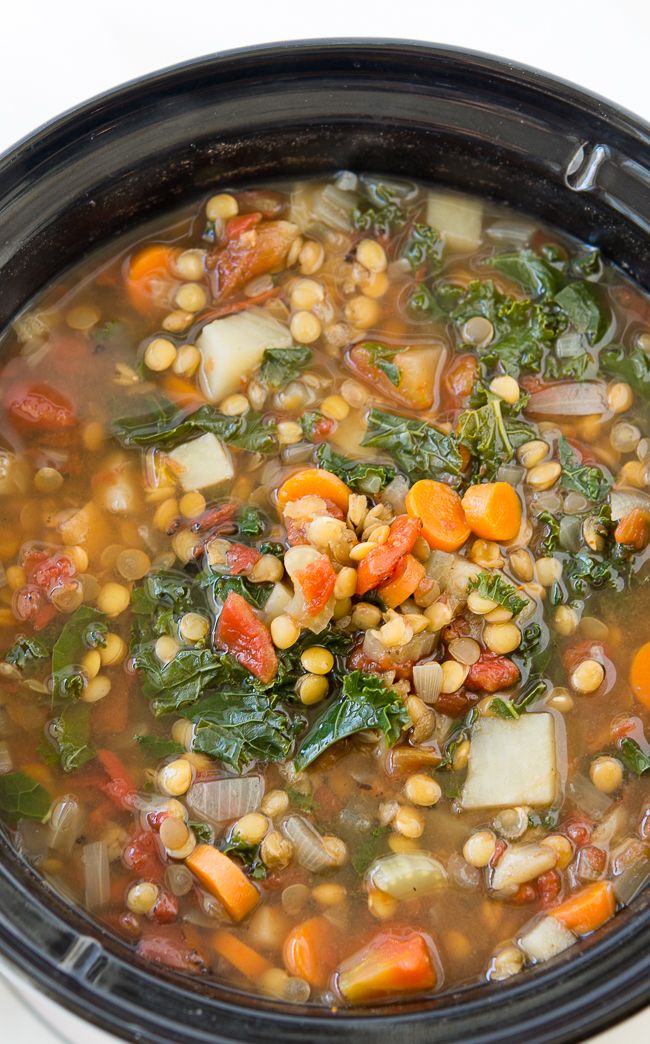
[277,468,351,513]
[550,881,616,936]
[337,931,437,1003]
[630,640,650,710]
[126,244,178,313]
[283,916,340,989]
[406,479,470,552]
[213,929,271,980]
[615,508,650,550]
[461,482,522,542]
[378,554,426,608]
[185,845,260,922]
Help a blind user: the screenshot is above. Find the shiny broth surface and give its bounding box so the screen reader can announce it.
[0,175,649,1006]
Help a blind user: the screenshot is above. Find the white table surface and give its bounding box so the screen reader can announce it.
[0,0,647,1039]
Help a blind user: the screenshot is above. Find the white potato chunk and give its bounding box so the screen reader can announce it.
[427,191,483,253]
[197,308,293,402]
[491,842,558,891]
[263,582,293,622]
[519,916,575,963]
[167,432,233,492]
[461,714,559,811]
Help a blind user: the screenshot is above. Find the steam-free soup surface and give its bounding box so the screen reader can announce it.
[0,174,649,1006]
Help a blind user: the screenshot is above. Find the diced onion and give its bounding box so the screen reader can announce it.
[82,841,110,911]
[413,662,443,704]
[613,857,650,905]
[165,864,194,896]
[529,382,608,416]
[368,851,448,899]
[49,795,85,855]
[281,815,337,872]
[186,776,264,826]
[609,488,650,521]
[381,475,409,513]
[567,775,612,820]
[363,627,438,666]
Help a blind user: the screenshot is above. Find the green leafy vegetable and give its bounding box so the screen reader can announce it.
[486,250,561,298]
[559,437,610,502]
[403,224,443,271]
[50,606,107,703]
[0,772,50,821]
[352,183,407,236]
[544,352,591,380]
[182,691,301,773]
[528,808,560,830]
[222,834,267,879]
[467,572,528,617]
[294,671,410,771]
[189,820,215,845]
[491,678,546,720]
[554,282,608,344]
[135,647,248,716]
[439,707,478,767]
[49,704,95,773]
[135,734,185,760]
[300,411,328,441]
[565,550,626,596]
[4,635,50,674]
[601,346,650,403]
[458,384,533,480]
[362,409,463,486]
[351,826,390,875]
[619,738,650,776]
[210,575,273,610]
[362,342,404,386]
[113,397,277,454]
[315,443,395,496]
[236,505,266,537]
[259,347,312,388]
[537,511,562,555]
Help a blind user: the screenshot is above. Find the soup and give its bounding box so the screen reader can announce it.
[0,174,649,1006]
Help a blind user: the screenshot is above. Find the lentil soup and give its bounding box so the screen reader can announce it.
[0,174,649,1007]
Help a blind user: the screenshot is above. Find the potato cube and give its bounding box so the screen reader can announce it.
[461,713,559,811]
[167,433,233,492]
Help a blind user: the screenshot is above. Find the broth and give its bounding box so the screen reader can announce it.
[0,174,649,1006]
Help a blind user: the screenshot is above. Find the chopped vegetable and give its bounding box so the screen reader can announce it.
[337,931,437,1002]
[630,642,650,710]
[377,554,425,609]
[362,409,463,486]
[405,480,470,552]
[467,573,528,617]
[185,844,260,921]
[550,881,616,936]
[126,244,178,313]
[315,444,395,496]
[462,715,558,810]
[519,916,575,963]
[461,482,522,542]
[216,592,277,684]
[168,433,234,493]
[0,772,50,821]
[356,515,422,596]
[283,916,340,988]
[277,467,351,514]
[558,437,610,502]
[368,852,447,899]
[213,929,271,980]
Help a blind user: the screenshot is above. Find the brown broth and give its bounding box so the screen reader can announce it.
[0,174,649,1006]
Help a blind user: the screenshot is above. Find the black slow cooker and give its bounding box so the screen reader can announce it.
[0,39,649,1044]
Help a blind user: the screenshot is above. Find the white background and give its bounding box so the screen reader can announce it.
[0,0,648,1040]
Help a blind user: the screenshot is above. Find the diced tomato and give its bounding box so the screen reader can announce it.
[490,839,507,868]
[441,353,478,411]
[356,515,422,596]
[434,688,478,718]
[295,555,337,616]
[614,508,650,550]
[27,552,75,594]
[210,218,297,300]
[97,749,137,811]
[466,651,520,692]
[226,543,262,575]
[4,381,77,434]
[510,883,538,905]
[216,591,277,683]
[190,502,238,534]
[537,869,562,908]
[564,819,592,848]
[562,639,605,675]
[224,212,262,240]
[122,831,164,882]
[137,925,205,974]
[309,416,335,442]
[151,891,179,924]
[576,844,607,881]
[347,640,414,681]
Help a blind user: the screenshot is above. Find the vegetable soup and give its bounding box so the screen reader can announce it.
[0,174,649,1006]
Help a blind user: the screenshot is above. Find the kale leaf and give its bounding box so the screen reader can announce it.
[457,385,534,480]
[51,606,107,702]
[559,437,610,502]
[537,510,562,555]
[486,250,562,298]
[135,734,186,760]
[182,691,301,773]
[619,738,650,776]
[403,224,443,271]
[601,346,650,403]
[315,443,396,496]
[236,505,266,537]
[294,670,410,771]
[362,409,463,486]
[351,825,390,875]
[467,572,528,617]
[4,635,51,674]
[0,772,51,821]
[352,182,407,237]
[259,347,312,388]
[113,396,277,454]
[49,703,95,773]
[554,282,609,344]
[222,834,267,879]
[210,575,273,610]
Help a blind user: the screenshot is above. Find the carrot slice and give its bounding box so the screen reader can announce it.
[283,916,340,989]
[185,845,260,922]
[615,508,650,550]
[461,482,522,542]
[277,468,351,513]
[337,930,437,1003]
[630,640,650,710]
[378,554,426,609]
[126,244,178,313]
[550,881,616,936]
[406,479,470,552]
[213,929,271,980]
